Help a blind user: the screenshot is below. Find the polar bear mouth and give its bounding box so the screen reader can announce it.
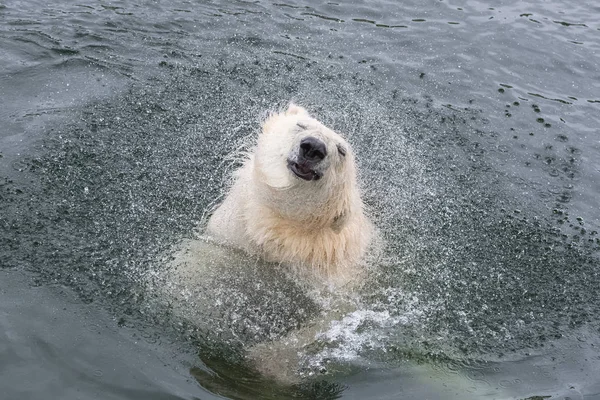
[287,160,322,181]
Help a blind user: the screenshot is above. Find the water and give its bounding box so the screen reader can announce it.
[1,0,600,398]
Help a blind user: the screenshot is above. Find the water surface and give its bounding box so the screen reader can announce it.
[1,0,600,399]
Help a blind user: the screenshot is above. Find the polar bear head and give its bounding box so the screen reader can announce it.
[205,103,373,280]
[252,104,360,226]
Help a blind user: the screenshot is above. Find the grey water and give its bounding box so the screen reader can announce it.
[1,0,600,399]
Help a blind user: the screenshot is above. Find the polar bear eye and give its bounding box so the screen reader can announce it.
[297,122,308,130]
[336,144,347,157]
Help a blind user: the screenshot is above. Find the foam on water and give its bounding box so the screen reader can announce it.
[312,309,410,360]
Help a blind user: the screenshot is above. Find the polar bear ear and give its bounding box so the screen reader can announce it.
[286,103,310,116]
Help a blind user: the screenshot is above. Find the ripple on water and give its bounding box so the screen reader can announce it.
[4,60,599,380]
[2,0,600,397]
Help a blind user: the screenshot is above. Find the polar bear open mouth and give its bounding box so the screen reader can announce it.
[287,159,323,181]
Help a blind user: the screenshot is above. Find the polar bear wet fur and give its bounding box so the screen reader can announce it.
[207,104,373,284]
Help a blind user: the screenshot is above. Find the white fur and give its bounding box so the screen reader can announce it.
[207,104,374,285]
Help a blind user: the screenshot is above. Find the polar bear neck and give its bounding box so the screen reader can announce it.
[243,196,372,280]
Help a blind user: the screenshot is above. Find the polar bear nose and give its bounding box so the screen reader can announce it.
[299,137,327,162]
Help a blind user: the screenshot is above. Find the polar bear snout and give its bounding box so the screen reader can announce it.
[287,136,328,181]
[299,137,327,162]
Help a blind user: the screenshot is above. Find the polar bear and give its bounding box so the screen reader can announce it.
[206,103,374,285]
[155,104,376,385]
